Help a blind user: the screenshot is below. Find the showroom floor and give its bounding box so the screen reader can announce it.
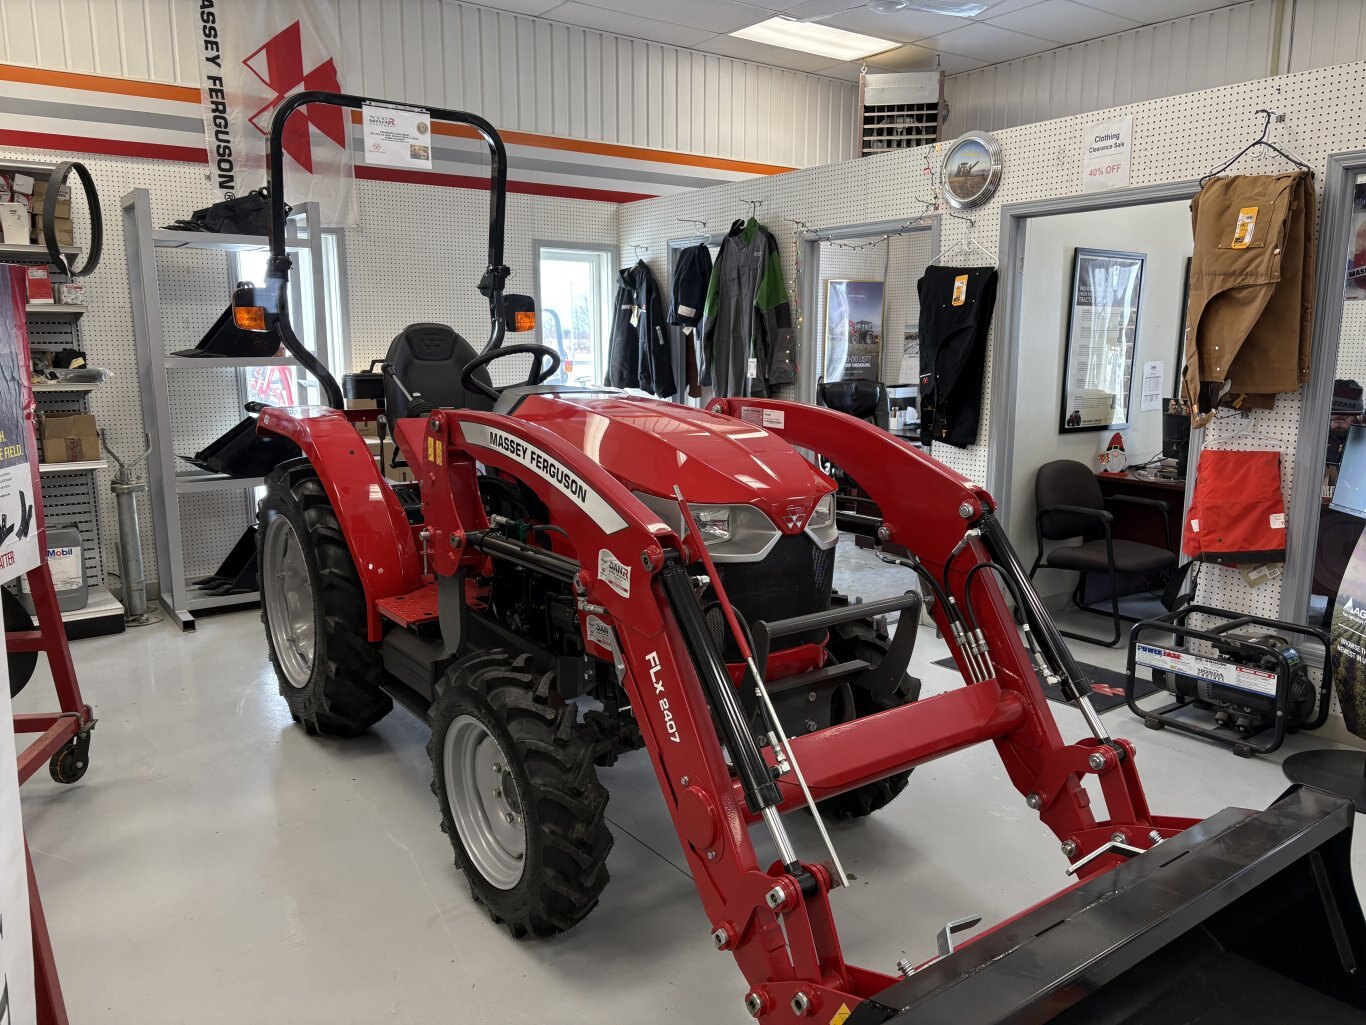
[16,542,1365,1024]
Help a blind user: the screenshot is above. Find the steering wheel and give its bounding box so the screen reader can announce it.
[460,343,563,402]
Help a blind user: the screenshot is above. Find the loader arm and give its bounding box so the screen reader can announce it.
[706,398,1197,866]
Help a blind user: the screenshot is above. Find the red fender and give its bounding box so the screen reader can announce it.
[257,406,422,639]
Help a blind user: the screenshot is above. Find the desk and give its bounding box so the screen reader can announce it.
[1089,471,1185,600]
[1096,471,1185,550]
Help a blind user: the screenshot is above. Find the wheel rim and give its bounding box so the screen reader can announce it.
[443,714,527,889]
[262,515,316,689]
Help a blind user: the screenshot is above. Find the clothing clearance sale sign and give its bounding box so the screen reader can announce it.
[196,1,358,226]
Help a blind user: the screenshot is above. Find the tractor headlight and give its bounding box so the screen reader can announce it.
[690,506,732,545]
[632,493,780,562]
[807,493,835,530]
[804,492,839,550]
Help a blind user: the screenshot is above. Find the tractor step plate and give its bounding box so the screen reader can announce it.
[376,584,439,628]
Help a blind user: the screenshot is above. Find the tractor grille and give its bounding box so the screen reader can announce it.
[704,534,835,659]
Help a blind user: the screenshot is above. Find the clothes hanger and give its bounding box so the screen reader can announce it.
[630,242,649,261]
[676,218,712,246]
[1200,109,1310,187]
[930,211,996,267]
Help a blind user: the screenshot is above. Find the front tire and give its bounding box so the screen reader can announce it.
[429,651,612,938]
[258,460,391,736]
[818,592,922,821]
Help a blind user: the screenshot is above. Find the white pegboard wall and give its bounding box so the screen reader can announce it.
[618,58,1366,629]
[0,145,224,596]
[343,177,618,388]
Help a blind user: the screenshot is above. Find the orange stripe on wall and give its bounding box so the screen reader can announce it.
[348,109,792,176]
[0,62,199,104]
[0,60,789,178]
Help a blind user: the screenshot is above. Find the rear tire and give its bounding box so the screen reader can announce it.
[429,651,612,938]
[258,460,391,736]
[818,592,922,821]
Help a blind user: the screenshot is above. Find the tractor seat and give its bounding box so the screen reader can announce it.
[383,323,494,419]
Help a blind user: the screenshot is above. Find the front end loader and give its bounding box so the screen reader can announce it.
[240,91,1366,1023]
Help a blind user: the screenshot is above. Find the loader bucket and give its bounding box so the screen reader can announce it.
[849,786,1366,1025]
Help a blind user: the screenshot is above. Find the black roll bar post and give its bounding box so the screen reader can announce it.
[264,90,511,408]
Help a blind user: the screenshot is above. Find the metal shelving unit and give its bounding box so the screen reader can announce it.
[4,158,123,637]
[123,187,326,630]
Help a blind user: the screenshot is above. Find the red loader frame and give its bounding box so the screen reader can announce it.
[262,392,1195,1022]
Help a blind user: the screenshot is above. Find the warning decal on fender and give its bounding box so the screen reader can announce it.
[458,423,627,534]
[598,549,631,598]
[761,409,785,429]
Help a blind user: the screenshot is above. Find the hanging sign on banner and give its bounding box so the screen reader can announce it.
[1082,116,1133,193]
[361,103,434,169]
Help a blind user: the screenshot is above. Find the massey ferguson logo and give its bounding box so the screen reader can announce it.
[243,20,347,173]
[782,503,807,530]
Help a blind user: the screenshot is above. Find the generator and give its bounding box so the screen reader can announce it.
[1126,604,1331,757]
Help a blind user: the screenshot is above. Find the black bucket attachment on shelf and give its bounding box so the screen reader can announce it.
[850,786,1366,1025]
[187,404,300,478]
[171,306,282,359]
[192,526,258,596]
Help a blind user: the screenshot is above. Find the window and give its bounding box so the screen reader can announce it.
[535,245,614,387]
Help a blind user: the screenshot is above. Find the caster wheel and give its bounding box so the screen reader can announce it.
[1144,717,1164,731]
[49,735,91,784]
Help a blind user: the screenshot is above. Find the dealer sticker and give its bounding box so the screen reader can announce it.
[585,614,616,652]
[598,549,631,598]
[761,409,785,429]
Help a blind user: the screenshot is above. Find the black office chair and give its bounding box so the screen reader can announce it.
[817,379,889,429]
[1028,459,1177,647]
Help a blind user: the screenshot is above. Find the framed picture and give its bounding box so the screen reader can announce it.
[942,131,1003,209]
[824,279,885,382]
[1059,248,1145,433]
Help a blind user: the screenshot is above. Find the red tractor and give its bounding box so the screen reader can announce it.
[241,92,1366,1023]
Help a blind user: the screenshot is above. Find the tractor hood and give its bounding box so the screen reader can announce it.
[510,391,834,534]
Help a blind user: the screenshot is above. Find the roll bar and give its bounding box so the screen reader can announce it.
[263,90,511,408]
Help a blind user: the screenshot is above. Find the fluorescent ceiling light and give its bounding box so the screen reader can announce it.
[730,16,898,61]
[868,0,987,12]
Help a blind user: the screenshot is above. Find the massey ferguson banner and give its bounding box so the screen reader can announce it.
[196,0,357,226]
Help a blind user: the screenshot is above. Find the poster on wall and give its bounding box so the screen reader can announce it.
[195,0,358,226]
[1348,178,1366,298]
[823,280,884,382]
[1081,116,1133,193]
[1060,248,1145,433]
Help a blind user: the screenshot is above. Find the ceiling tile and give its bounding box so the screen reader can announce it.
[986,0,1138,44]
[913,21,1054,61]
[564,0,768,34]
[694,33,856,72]
[1076,0,1239,20]
[807,7,984,44]
[785,0,971,38]
[538,1,716,46]
[979,0,1048,15]
[730,0,815,10]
